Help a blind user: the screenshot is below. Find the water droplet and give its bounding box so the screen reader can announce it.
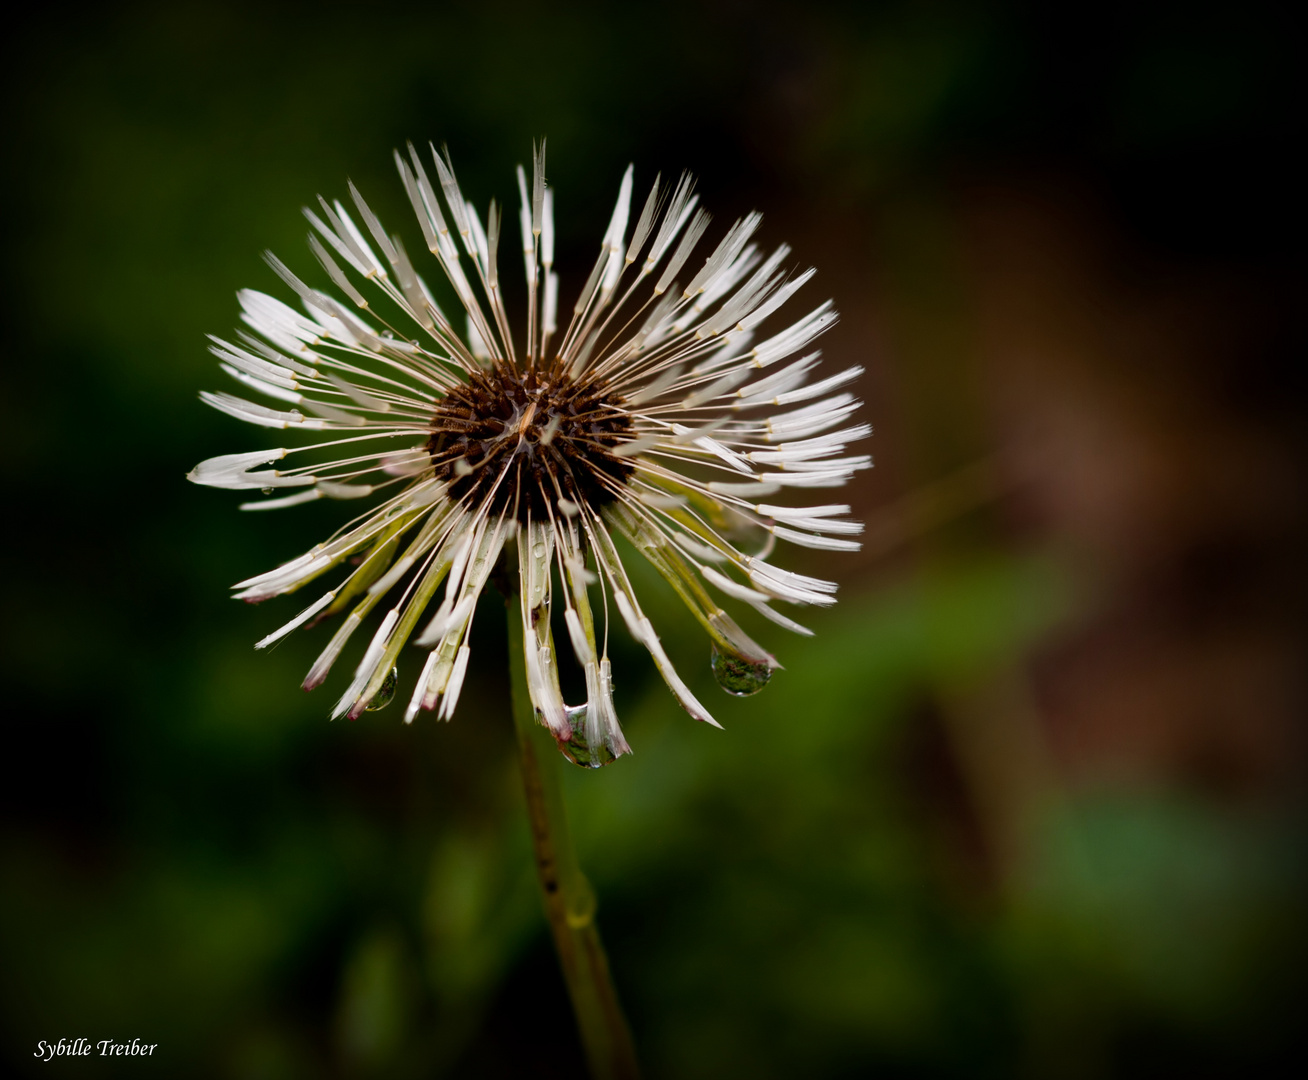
[532,542,546,559]
[365,666,399,711]
[563,871,597,927]
[710,644,773,697]
[557,704,621,768]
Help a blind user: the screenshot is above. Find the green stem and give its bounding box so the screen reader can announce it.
[506,598,642,1080]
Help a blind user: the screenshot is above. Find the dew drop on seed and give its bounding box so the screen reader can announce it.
[558,704,620,768]
[532,543,546,559]
[710,644,773,697]
[365,666,399,711]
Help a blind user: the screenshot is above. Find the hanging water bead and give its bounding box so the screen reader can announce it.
[710,643,774,696]
[364,665,399,711]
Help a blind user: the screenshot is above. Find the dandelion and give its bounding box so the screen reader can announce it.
[188,142,868,1077]
[188,143,868,766]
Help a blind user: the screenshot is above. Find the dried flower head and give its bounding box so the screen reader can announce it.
[188,143,869,766]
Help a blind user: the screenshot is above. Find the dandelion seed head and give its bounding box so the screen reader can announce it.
[189,141,870,766]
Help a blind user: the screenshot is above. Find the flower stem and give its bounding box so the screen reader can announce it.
[505,599,642,1080]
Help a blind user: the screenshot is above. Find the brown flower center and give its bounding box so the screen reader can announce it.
[427,367,636,522]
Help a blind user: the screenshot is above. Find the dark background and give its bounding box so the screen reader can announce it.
[1,1,1304,1077]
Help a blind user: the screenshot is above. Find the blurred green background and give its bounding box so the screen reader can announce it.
[1,1,1303,1077]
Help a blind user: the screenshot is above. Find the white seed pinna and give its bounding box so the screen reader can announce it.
[189,142,869,767]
